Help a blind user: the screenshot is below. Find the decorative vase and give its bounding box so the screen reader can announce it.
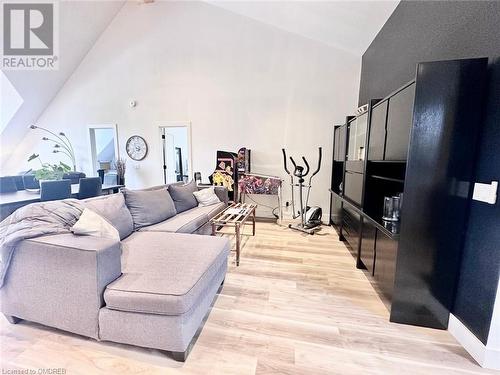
[117,176,125,186]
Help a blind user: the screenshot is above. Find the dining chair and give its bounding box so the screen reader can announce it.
[40,179,72,202]
[22,174,40,189]
[63,172,86,184]
[0,177,17,193]
[78,177,102,199]
[12,176,25,190]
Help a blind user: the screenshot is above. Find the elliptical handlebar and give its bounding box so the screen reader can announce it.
[310,147,322,178]
[282,148,291,175]
[301,157,310,177]
[282,147,321,179]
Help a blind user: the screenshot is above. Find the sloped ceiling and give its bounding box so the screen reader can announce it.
[0,71,23,133]
[207,1,400,55]
[0,0,125,170]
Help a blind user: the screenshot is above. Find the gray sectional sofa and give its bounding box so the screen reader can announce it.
[0,183,230,361]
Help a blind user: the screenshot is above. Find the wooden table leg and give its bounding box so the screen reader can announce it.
[235,223,241,266]
[211,222,216,236]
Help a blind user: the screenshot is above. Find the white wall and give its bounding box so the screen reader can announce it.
[4,1,361,217]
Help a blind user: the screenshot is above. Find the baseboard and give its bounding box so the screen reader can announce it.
[448,314,500,370]
[484,345,500,370]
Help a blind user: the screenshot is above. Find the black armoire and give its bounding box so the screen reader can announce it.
[390,58,488,329]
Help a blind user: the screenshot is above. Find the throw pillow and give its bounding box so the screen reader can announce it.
[168,180,199,213]
[122,187,177,229]
[193,187,221,207]
[71,208,120,241]
[84,192,134,239]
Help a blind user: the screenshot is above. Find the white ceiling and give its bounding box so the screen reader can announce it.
[0,0,125,168]
[207,1,399,55]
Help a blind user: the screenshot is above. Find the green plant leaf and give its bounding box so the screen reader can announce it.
[27,153,39,162]
[59,161,71,171]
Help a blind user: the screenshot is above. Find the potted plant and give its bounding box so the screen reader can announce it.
[28,154,72,181]
[30,125,77,171]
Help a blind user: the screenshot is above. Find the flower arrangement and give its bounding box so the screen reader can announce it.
[30,125,76,171]
[114,157,126,185]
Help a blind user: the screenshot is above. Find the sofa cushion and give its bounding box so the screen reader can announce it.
[104,232,230,315]
[139,202,226,233]
[168,180,198,213]
[139,210,207,234]
[123,187,176,230]
[84,192,134,239]
[193,186,221,207]
[71,208,120,241]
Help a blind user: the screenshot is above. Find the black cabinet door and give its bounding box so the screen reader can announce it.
[347,114,368,162]
[374,231,398,301]
[344,171,363,206]
[334,126,346,162]
[368,100,388,160]
[360,220,376,275]
[334,127,340,161]
[338,125,346,161]
[329,193,342,225]
[346,117,365,173]
[385,84,415,161]
[341,206,361,261]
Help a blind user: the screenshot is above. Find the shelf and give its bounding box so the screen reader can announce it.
[370,175,404,184]
[329,189,400,240]
[367,160,406,164]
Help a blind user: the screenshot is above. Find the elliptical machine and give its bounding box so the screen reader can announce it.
[282,147,322,235]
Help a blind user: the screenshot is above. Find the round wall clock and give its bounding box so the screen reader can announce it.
[126,135,148,161]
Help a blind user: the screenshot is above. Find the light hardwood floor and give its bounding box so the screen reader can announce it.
[0,222,496,374]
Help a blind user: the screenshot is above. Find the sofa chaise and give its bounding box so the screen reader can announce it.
[0,182,230,361]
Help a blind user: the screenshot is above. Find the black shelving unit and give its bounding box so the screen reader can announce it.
[364,161,406,221]
[330,57,488,328]
[330,190,399,240]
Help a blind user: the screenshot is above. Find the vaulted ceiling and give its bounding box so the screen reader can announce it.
[1,0,398,168]
[207,1,399,55]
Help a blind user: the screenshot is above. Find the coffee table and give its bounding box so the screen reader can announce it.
[211,202,257,266]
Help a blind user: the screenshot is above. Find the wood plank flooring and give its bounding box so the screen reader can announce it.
[0,222,495,374]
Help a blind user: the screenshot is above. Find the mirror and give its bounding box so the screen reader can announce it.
[88,124,118,183]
